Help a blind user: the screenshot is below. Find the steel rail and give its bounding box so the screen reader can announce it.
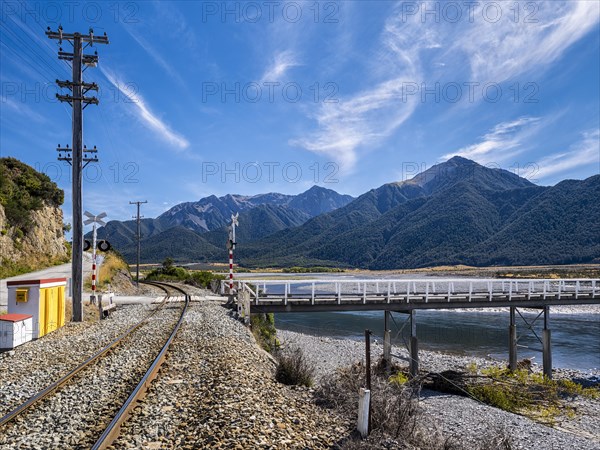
[0,281,172,427]
[91,281,189,449]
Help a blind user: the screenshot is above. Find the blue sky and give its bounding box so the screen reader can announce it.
[1,1,599,225]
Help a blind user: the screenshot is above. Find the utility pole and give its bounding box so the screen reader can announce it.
[48,26,109,322]
[130,201,147,285]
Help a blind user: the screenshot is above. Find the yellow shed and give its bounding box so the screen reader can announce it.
[7,278,67,339]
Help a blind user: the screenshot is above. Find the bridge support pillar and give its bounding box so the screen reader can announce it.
[509,307,517,371]
[383,310,392,370]
[542,306,552,379]
[409,310,419,378]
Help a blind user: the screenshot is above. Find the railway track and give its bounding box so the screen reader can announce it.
[0,281,189,449]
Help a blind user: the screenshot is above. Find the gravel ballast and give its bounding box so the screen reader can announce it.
[0,299,184,448]
[111,299,352,449]
[0,303,157,416]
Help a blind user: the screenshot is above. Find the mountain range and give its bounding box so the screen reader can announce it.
[92,185,354,262]
[94,157,600,269]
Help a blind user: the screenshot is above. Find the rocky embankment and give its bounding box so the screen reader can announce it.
[0,203,68,270]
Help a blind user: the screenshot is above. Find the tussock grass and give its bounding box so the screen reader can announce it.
[274,348,314,387]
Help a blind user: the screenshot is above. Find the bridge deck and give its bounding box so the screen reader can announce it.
[227,278,600,313]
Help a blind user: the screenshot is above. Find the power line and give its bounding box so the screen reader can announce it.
[47,26,109,322]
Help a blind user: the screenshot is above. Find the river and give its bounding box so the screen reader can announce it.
[240,272,600,372]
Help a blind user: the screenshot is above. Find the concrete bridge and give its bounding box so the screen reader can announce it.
[224,278,600,378]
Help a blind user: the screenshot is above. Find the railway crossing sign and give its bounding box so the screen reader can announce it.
[83,211,107,227]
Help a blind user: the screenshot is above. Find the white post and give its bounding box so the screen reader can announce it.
[311,282,315,305]
[357,388,371,438]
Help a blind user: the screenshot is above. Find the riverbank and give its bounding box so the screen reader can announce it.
[277,329,600,449]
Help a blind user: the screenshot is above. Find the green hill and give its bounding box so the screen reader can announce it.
[0,157,69,278]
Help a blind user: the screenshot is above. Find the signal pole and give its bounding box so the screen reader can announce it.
[47,26,109,322]
[227,213,239,294]
[130,201,147,285]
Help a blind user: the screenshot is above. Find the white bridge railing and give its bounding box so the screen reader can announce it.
[221,278,600,306]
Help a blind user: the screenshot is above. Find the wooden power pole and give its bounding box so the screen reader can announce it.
[47,26,109,322]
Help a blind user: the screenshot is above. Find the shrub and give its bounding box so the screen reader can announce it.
[274,348,314,387]
[0,157,64,236]
[250,313,279,352]
[389,371,409,385]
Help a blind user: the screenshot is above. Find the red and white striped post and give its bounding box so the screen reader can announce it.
[83,211,107,309]
[228,213,239,295]
[229,247,234,292]
[91,221,98,302]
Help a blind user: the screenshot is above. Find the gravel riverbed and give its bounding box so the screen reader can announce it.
[278,329,600,450]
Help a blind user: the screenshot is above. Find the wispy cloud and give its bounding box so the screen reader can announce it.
[454,1,600,82]
[100,67,190,150]
[123,27,185,87]
[535,130,600,180]
[442,117,542,164]
[291,5,429,170]
[260,50,300,82]
[1,97,47,123]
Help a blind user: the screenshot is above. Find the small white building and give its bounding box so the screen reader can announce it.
[0,314,33,349]
[6,278,67,339]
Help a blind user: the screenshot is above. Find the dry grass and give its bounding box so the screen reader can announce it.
[315,360,515,449]
[64,298,101,323]
[84,251,130,291]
